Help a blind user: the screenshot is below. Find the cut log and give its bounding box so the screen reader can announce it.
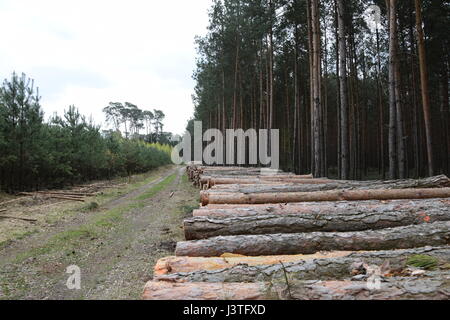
[201,188,450,205]
[36,191,96,197]
[206,175,450,193]
[0,197,28,207]
[18,192,86,202]
[145,272,450,300]
[194,199,450,218]
[158,246,450,282]
[0,215,38,222]
[208,179,330,188]
[283,273,450,300]
[143,281,267,300]
[154,251,354,275]
[201,175,318,187]
[184,200,450,240]
[175,222,450,257]
[44,195,86,202]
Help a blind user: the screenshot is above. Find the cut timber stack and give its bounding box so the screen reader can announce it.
[143,166,450,300]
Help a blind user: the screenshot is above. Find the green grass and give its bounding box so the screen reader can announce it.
[134,173,177,201]
[406,255,439,270]
[9,170,177,264]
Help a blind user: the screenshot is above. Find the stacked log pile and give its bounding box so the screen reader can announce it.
[144,166,450,300]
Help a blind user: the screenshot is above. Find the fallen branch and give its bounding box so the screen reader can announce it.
[175,221,450,257]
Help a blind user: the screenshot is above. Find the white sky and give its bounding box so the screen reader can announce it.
[0,0,211,135]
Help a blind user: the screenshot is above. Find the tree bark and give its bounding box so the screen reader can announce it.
[201,187,450,206]
[337,0,349,180]
[285,273,450,300]
[200,174,315,187]
[204,175,450,194]
[154,251,353,276]
[143,281,267,300]
[175,222,450,257]
[387,0,398,179]
[194,198,450,218]
[158,246,450,283]
[184,201,450,240]
[144,272,450,300]
[415,0,434,176]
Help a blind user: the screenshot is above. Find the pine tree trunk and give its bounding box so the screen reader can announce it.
[337,0,349,180]
[388,0,398,179]
[415,0,434,176]
[185,200,450,240]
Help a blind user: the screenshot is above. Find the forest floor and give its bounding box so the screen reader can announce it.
[0,165,199,300]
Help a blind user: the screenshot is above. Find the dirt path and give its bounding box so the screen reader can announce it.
[0,166,199,300]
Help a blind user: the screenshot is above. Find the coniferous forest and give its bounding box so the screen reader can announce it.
[191,0,449,179]
[0,73,173,193]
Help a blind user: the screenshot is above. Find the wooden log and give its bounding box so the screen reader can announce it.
[201,188,450,205]
[283,273,450,300]
[36,191,95,197]
[143,281,267,300]
[184,200,450,240]
[194,199,450,218]
[201,175,317,187]
[45,195,86,202]
[154,251,354,275]
[17,192,85,202]
[157,246,450,282]
[175,222,450,257]
[145,272,450,300]
[203,174,450,195]
[204,178,328,187]
[0,197,28,207]
[204,175,449,190]
[0,215,38,222]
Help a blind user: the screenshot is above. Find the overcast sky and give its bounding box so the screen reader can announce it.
[0,0,211,135]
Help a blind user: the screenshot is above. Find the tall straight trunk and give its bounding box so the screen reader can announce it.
[337,0,349,180]
[307,0,315,174]
[387,0,398,179]
[294,25,300,172]
[394,52,406,179]
[311,0,323,178]
[376,27,386,179]
[322,15,328,177]
[233,37,240,130]
[334,0,341,179]
[259,42,264,130]
[441,67,450,174]
[415,0,434,176]
[268,27,274,129]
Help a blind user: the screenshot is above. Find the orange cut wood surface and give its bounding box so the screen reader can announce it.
[154,251,354,275]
